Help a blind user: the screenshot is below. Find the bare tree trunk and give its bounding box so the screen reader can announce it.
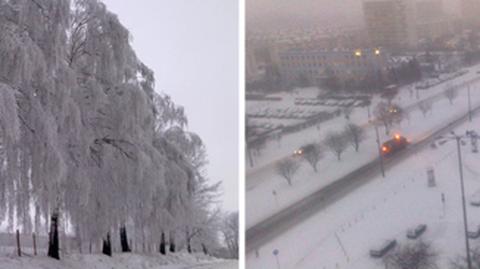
[47,210,60,260]
[201,243,208,255]
[119,226,131,252]
[102,232,112,256]
[169,231,176,253]
[159,231,166,255]
[186,227,192,253]
[75,226,82,253]
[16,229,21,257]
[33,233,37,256]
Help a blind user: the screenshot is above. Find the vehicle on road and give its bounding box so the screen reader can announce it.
[370,240,397,258]
[381,134,409,156]
[293,148,303,156]
[407,224,427,239]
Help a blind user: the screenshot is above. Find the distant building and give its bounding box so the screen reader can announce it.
[277,48,389,86]
[461,0,480,27]
[415,0,450,41]
[363,0,417,49]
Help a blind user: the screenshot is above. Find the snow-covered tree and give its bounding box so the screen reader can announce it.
[384,241,438,269]
[325,131,348,161]
[344,123,365,152]
[0,0,223,260]
[418,99,433,117]
[374,102,405,135]
[444,85,458,105]
[301,143,322,172]
[221,211,239,259]
[276,158,300,186]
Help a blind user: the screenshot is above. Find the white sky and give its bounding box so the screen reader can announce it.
[101,0,239,212]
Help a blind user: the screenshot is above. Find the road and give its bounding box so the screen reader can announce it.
[246,103,480,253]
[246,76,480,191]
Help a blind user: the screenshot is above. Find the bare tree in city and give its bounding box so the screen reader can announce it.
[374,102,405,135]
[444,85,458,105]
[220,211,238,259]
[381,88,399,104]
[451,247,480,269]
[344,123,365,152]
[343,106,354,120]
[384,241,438,269]
[325,131,348,161]
[418,99,433,117]
[275,158,300,186]
[301,143,323,172]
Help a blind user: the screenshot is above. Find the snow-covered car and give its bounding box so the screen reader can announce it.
[406,224,427,239]
[369,240,396,258]
[470,193,480,206]
[467,226,480,239]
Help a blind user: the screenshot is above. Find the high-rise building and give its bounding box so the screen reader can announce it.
[363,0,416,49]
[415,0,450,41]
[461,0,480,27]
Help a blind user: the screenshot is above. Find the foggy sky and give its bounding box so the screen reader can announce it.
[247,0,461,31]
[101,0,239,212]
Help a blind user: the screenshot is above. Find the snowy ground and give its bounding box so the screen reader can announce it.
[246,110,480,269]
[246,65,480,229]
[0,251,238,269]
[246,68,479,173]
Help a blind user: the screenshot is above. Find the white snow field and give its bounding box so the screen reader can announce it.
[246,109,480,269]
[246,65,480,229]
[0,252,238,269]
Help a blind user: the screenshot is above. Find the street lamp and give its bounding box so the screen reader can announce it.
[354,49,362,57]
[468,85,472,122]
[375,124,386,178]
[439,131,479,269]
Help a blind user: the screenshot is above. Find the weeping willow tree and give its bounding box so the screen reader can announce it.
[0,0,221,259]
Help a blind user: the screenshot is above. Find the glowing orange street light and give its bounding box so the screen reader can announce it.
[354,50,362,57]
[394,134,401,140]
[374,48,381,55]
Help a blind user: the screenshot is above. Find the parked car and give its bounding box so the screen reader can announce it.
[468,226,480,239]
[470,194,480,206]
[407,224,427,239]
[370,240,397,258]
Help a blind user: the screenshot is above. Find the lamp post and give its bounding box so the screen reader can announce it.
[440,132,474,269]
[468,85,472,122]
[456,135,472,269]
[366,48,388,178]
[373,122,385,178]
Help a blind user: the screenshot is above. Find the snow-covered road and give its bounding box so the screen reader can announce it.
[247,66,480,229]
[247,109,480,269]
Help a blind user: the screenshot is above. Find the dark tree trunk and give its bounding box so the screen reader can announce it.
[102,232,112,256]
[169,231,176,253]
[201,243,208,255]
[119,226,131,252]
[159,231,166,255]
[186,227,192,253]
[47,211,60,260]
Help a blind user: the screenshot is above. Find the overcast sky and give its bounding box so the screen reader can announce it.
[101,0,239,212]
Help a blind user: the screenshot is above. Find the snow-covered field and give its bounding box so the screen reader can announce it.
[246,65,480,229]
[0,252,238,269]
[247,112,480,269]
